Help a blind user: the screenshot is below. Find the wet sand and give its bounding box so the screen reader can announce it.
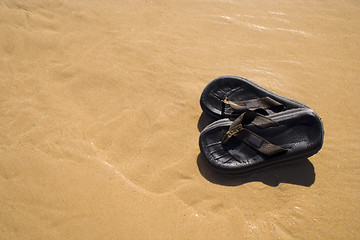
[1,0,359,239]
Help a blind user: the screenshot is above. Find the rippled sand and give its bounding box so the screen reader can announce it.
[1,0,359,239]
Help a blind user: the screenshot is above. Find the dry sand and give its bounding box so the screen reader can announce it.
[1,0,359,239]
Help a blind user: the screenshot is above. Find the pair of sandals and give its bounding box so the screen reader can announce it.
[199,76,324,175]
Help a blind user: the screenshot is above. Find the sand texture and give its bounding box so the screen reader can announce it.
[1,0,359,239]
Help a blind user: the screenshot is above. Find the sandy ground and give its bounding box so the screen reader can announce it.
[1,0,359,239]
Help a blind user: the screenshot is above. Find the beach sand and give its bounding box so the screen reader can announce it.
[1,0,359,239]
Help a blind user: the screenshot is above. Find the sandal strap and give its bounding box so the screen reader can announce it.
[222,96,283,115]
[221,111,287,157]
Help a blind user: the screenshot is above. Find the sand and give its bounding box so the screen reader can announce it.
[1,0,359,239]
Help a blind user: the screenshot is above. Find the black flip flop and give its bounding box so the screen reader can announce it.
[200,75,308,119]
[199,109,324,175]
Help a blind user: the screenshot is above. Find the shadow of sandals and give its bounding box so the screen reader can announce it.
[197,113,316,187]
